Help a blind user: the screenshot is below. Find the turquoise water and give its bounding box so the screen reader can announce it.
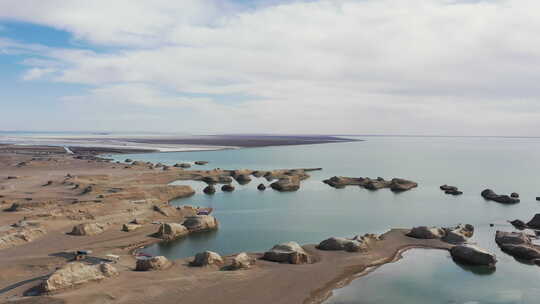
[111,137,540,303]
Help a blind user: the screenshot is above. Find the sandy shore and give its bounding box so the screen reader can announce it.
[0,148,451,304]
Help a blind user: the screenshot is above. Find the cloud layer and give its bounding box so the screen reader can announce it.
[1,0,540,135]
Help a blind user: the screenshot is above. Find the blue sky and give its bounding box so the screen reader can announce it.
[1,0,540,135]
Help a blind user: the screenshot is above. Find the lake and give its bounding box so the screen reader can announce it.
[111,136,540,304]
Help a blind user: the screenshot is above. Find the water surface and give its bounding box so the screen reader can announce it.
[111,137,540,303]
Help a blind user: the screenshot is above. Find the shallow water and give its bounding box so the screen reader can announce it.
[111,136,540,303]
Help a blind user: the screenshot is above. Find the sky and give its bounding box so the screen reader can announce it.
[1,0,539,135]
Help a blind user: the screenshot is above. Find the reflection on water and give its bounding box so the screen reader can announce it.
[326,249,540,304]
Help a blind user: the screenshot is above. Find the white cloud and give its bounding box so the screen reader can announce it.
[2,0,540,135]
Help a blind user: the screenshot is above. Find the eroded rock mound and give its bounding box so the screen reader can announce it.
[230,252,254,270]
[70,223,108,236]
[41,262,118,292]
[221,184,235,192]
[182,215,218,232]
[270,176,300,192]
[323,176,417,192]
[407,224,473,244]
[495,231,540,262]
[407,226,445,239]
[191,251,224,267]
[203,185,216,195]
[135,256,171,271]
[481,189,520,204]
[262,241,311,264]
[450,245,497,267]
[156,223,188,241]
[389,178,418,192]
[317,237,365,252]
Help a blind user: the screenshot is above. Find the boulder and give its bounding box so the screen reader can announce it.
[270,176,300,192]
[156,223,188,240]
[135,256,171,271]
[445,189,463,195]
[190,251,224,267]
[70,223,108,236]
[537,197,540,201]
[257,183,266,191]
[230,252,254,270]
[203,185,216,195]
[317,237,364,251]
[182,215,218,232]
[526,214,540,229]
[263,241,311,264]
[495,231,531,246]
[194,161,208,165]
[442,230,468,244]
[41,262,119,292]
[511,192,519,198]
[450,245,497,267]
[440,185,458,191]
[221,184,235,192]
[509,219,527,230]
[407,226,445,239]
[234,174,252,185]
[481,189,520,204]
[122,223,142,232]
[389,178,418,192]
[124,159,133,163]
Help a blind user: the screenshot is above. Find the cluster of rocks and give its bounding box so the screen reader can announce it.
[406,224,474,244]
[41,262,119,292]
[155,215,218,241]
[190,251,255,270]
[323,176,418,192]
[0,223,47,249]
[481,189,520,204]
[495,231,540,264]
[440,184,463,195]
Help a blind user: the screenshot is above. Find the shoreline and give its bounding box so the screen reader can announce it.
[0,147,461,304]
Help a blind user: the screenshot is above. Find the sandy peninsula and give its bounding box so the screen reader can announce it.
[0,144,468,304]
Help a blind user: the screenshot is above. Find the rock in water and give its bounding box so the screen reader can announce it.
[481,189,520,204]
[156,223,189,240]
[450,245,497,267]
[257,183,266,191]
[526,214,540,229]
[494,231,540,261]
[234,174,252,185]
[230,252,254,270]
[263,241,311,264]
[270,176,300,192]
[511,192,519,198]
[407,226,445,239]
[41,262,119,292]
[191,251,224,267]
[440,184,458,191]
[389,178,418,192]
[195,161,208,165]
[509,219,527,230]
[221,184,235,192]
[136,256,171,271]
[203,185,216,195]
[70,223,108,236]
[182,215,218,232]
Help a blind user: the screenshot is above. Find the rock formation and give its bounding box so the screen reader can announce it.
[262,241,311,264]
[450,245,497,267]
[407,224,473,244]
[203,185,216,195]
[122,223,142,232]
[229,252,254,270]
[156,223,188,240]
[495,231,540,262]
[257,183,266,191]
[270,176,300,192]
[70,223,108,236]
[41,262,119,292]
[481,189,520,204]
[182,215,218,232]
[221,184,235,192]
[190,251,224,267]
[323,176,417,192]
[135,256,171,271]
